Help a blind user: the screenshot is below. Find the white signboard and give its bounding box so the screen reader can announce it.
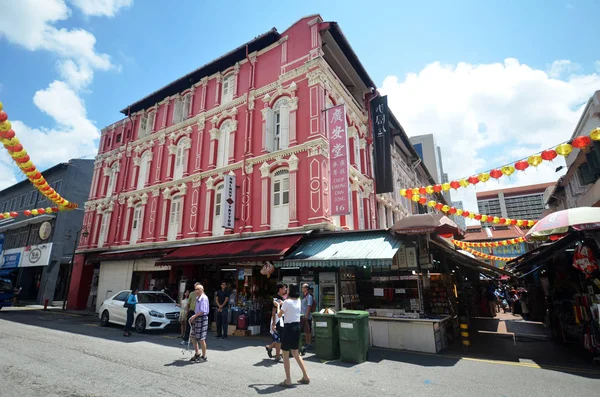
[340,322,354,329]
[21,243,53,267]
[222,174,236,229]
[406,247,418,269]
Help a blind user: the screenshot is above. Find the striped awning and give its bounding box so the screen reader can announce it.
[275,231,401,268]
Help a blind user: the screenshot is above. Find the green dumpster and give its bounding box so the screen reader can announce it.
[312,312,340,360]
[337,310,370,364]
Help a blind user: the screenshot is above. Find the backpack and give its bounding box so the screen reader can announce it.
[310,295,316,313]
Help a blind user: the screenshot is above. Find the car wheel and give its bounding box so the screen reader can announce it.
[100,310,110,326]
[135,314,146,333]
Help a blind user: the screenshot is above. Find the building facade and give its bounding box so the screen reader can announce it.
[0,160,93,304]
[463,225,527,268]
[450,201,466,231]
[477,182,555,223]
[67,15,441,311]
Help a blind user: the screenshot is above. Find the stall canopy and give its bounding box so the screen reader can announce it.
[391,213,464,239]
[504,233,581,276]
[155,234,306,266]
[274,230,401,268]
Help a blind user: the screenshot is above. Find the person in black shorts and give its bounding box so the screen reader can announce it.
[265,282,287,361]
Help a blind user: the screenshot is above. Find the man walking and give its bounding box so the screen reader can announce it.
[215,281,230,339]
[189,283,209,363]
[301,284,314,349]
[265,282,287,361]
[181,284,197,345]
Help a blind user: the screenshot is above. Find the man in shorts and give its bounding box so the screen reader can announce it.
[301,284,314,349]
[188,283,209,363]
[265,282,287,361]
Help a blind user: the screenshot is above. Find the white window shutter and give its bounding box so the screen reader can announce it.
[172,98,182,124]
[147,112,155,134]
[265,108,274,152]
[279,105,290,149]
[183,95,191,120]
[217,131,226,167]
[228,130,235,160]
[137,159,147,190]
[139,114,147,138]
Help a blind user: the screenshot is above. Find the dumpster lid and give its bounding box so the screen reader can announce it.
[337,310,370,317]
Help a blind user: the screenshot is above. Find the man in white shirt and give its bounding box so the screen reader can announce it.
[300,284,314,349]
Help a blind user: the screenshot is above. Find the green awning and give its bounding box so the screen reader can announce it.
[274,231,401,268]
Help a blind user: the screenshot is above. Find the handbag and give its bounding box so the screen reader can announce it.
[123,301,133,309]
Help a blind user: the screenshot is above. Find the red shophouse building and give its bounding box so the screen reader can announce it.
[67,15,440,312]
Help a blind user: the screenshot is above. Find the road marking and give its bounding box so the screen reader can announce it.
[162,335,179,339]
[85,323,100,327]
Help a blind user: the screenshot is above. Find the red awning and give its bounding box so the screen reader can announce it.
[155,234,305,266]
[98,248,174,262]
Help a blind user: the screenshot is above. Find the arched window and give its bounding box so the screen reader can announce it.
[266,98,290,152]
[167,197,183,241]
[137,151,152,190]
[271,169,290,230]
[216,121,232,168]
[213,184,225,236]
[129,206,142,244]
[173,139,187,180]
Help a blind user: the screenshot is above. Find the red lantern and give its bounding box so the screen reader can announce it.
[24,210,32,217]
[0,111,7,122]
[448,207,457,215]
[9,212,18,218]
[0,214,4,220]
[16,155,30,164]
[467,176,479,185]
[4,129,15,139]
[52,207,59,212]
[511,219,518,225]
[450,180,460,189]
[474,214,482,221]
[438,233,453,239]
[435,203,444,210]
[489,169,502,179]
[499,218,506,224]
[419,197,427,205]
[419,187,427,195]
[514,160,529,171]
[433,184,442,193]
[462,210,470,217]
[405,189,413,198]
[10,144,23,152]
[38,208,46,215]
[541,149,557,161]
[572,136,591,149]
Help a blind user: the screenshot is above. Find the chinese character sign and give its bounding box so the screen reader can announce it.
[222,174,236,229]
[371,95,393,193]
[327,105,351,216]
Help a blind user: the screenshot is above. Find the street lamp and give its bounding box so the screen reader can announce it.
[62,227,89,310]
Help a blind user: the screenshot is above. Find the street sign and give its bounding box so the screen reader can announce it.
[222,174,236,229]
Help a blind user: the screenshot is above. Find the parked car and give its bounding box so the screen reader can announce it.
[98,290,180,333]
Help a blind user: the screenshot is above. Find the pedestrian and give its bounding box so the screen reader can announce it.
[521,291,530,320]
[275,284,310,387]
[13,285,22,306]
[188,283,209,363]
[301,283,314,349]
[124,289,138,337]
[215,281,230,339]
[178,290,190,339]
[265,282,287,361]
[181,285,197,345]
[485,282,497,318]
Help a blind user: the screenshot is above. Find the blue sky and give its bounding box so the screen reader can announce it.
[1,0,599,214]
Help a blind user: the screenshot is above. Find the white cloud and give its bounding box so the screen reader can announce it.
[0,0,128,189]
[381,58,600,219]
[548,60,581,78]
[70,0,133,17]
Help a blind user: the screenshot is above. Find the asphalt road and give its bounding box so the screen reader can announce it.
[0,308,599,397]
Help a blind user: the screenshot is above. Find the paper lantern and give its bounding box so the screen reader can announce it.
[516,220,524,227]
[511,219,518,225]
[438,233,453,239]
[435,203,444,210]
[474,214,482,220]
[459,179,470,188]
[489,169,502,179]
[427,200,437,208]
[411,194,421,202]
[556,143,572,157]
[411,188,420,196]
[448,207,457,215]
[499,218,506,224]
[541,149,557,161]
[441,205,450,213]
[468,212,475,219]
[501,165,515,176]
[463,210,470,217]
[478,172,490,183]
[467,176,479,185]
[433,184,442,193]
[450,180,460,190]
[23,210,32,217]
[572,136,591,149]
[405,189,413,198]
[400,189,407,197]
[2,212,9,219]
[456,209,463,216]
[0,120,11,131]
[514,160,529,171]
[0,214,3,220]
[591,127,600,141]
[9,212,18,218]
[527,154,543,167]
[0,110,6,122]
[38,208,46,215]
[481,215,488,222]
[45,207,53,214]
[492,217,500,224]
[441,183,451,192]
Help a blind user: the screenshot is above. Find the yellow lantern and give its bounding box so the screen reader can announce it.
[441,183,451,191]
[527,154,543,167]
[478,172,490,183]
[425,185,434,194]
[441,205,450,213]
[427,200,437,208]
[459,179,470,188]
[412,194,421,202]
[412,188,420,196]
[591,127,600,141]
[556,143,572,157]
[456,209,463,216]
[527,220,535,227]
[31,209,38,216]
[493,217,500,224]
[481,215,488,222]
[0,101,3,111]
[502,165,515,176]
[516,220,523,227]
[0,121,11,131]
[45,207,53,214]
[468,212,475,219]
[2,212,9,219]
[400,189,407,197]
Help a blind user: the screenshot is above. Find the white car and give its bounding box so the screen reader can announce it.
[99,290,180,333]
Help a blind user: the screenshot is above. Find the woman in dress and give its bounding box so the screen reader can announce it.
[275,284,310,387]
[178,290,190,339]
[124,289,138,337]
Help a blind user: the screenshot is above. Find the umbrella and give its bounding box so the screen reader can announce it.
[525,207,600,241]
[391,213,464,239]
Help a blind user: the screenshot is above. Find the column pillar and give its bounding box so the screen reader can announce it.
[288,154,299,226]
[260,162,270,231]
[203,178,215,236]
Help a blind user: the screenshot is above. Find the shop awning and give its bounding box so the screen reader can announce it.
[275,230,401,268]
[430,238,512,277]
[97,247,175,262]
[504,233,581,275]
[0,268,18,277]
[155,234,305,266]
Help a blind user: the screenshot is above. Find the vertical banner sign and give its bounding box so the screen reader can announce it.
[371,95,393,193]
[222,174,236,229]
[327,104,351,215]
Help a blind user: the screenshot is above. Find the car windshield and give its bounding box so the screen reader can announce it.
[0,278,12,293]
[137,292,174,304]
